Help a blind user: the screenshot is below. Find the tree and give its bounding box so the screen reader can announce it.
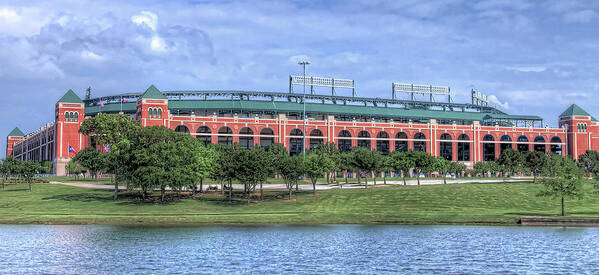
[315,142,339,184]
[213,143,242,202]
[303,151,334,194]
[409,150,435,186]
[0,157,20,189]
[387,151,414,185]
[351,147,377,188]
[66,159,85,177]
[278,154,304,200]
[578,150,599,178]
[434,157,451,184]
[79,113,142,200]
[524,151,549,183]
[497,149,524,179]
[449,161,466,178]
[73,147,107,179]
[337,152,354,185]
[40,161,53,174]
[195,144,219,194]
[20,161,41,192]
[538,155,585,216]
[235,147,271,204]
[370,151,385,185]
[473,162,488,178]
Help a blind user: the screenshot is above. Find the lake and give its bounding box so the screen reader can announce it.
[0,225,597,274]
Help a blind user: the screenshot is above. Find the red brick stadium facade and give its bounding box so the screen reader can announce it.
[6,85,599,176]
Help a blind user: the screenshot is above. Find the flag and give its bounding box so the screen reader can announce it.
[99,100,104,107]
[122,98,129,103]
[68,145,78,153]
[103,144,111,152]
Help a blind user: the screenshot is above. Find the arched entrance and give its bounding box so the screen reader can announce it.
[376,131,389,154]
[533,136,545,152]
[289,128,303,155]
[517,135,529,152]
[338,130,352,152]
[260,128,274,149]
[395,132,408,152]
[482,134,495,161]
[413,132,426,152]
[309,129,324,150]
[550,136,562,155]
[218,126,233,146]
[439,133,452,160]
[196,126,211,146]
[357,130,371,148]
[175,125,189,133]
[457,134,470,161]
[239,127,254,149]
[500,135,512,154]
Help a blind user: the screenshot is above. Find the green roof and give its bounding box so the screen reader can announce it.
[140,85,167,100]
[560,104,597,121]
[85,99,547,123]
[7,127,24,137]
[57,89,83,103]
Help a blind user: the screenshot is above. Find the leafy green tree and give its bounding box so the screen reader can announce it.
[79,113,142,200]
[195,144,219,194]
[337,152,354,185]
[409,150,435,186]
[434,157,451,184]
[387,151,414,185]
[370,151,385,185]
[235,147,271,203]
[128,126,203,202]
[449,161,466,178]
[73,147,107,179]
[497,149,524,179]
[538,155,585,216]
[315,142,339,184]
[303,151,334,194]
[351,147,377,188]
[473,161,488,177]
[524,151,549,183]
[0,157,20,189]
[578,150,599,178]
[20,161,41,192]
[278,154,304,200]
[40,161,53,174]
[66,159,85,177]
[213,143,242,202]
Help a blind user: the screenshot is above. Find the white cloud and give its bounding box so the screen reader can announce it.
[507,66,546,72]
[0,8,19,23]
[150,36,167,52]
[131,11,158,31]
[487,95,509,110]
[81,50,103,61]
[564,9,598,23]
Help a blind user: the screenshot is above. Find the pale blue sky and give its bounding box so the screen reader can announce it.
[1,0,599,155]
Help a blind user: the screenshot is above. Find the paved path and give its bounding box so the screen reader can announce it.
[49,178,532,191]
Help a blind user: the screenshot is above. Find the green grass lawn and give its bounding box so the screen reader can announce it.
[0,182,597,225]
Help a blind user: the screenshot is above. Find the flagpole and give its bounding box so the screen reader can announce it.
[120,96,123,113]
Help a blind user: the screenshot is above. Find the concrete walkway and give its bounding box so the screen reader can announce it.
[49,178,532,191]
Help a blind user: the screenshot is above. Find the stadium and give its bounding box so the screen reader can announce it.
[6,75,599,175]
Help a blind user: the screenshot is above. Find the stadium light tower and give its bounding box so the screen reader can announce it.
[298,60,310,155]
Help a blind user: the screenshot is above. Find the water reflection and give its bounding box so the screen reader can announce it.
[0,225,597,274]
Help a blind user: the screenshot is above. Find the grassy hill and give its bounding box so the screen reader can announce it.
[0,182,598,225]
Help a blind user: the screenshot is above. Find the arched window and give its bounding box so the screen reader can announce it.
[260,128,275,149]
[357,130,371,148]
[534,136,546,152]
[196,126,211,146]
[376,131,389,155]
[65,112,69,122]
[338,130,352,152]
[175,125,190,133]
[289,128,303,155]
[439,133,452,160]
[148,108,153,118]
[550,136,562,155]
[218,126,233,146]
[395,132,408,152]
[70,112,74,122]
[413,132,426,152]
[482,134,495,161]
[239,127,254,149]
[309,129,324,150]
[158,109,162,119]
[457,134,470,161]
[74,112,78,122]
[500,135,512,154]
[517,135,529,152]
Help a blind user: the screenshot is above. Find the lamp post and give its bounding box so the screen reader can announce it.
[298,60,310,156]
